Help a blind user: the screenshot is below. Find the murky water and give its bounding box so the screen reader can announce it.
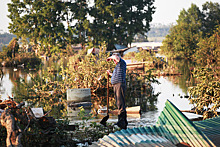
[0,59,195,127]
[102,76,193,127]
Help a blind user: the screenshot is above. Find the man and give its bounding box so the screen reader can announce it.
[106,53,128,129]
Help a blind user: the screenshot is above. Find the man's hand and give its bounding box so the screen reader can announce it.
[107,70,112,76]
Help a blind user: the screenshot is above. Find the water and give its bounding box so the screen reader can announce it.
[67,75,193,127]
[0,60,194,127]
[0,68,21,100]
[127,76,193,127]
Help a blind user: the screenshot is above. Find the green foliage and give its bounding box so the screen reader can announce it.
[135,50,156,62]
[14,68,67,119]
[202,2,220,37]
[161,2,220,60]
[77,106,93,121]
[8,0,66,53]
[73,107,119,145]
[161,4,203,59]
[66,0,89,49]
[1,53,42,68]
[188,66,220,119]
[194,25,220,65]
[65,43,114,91]
[89,0,155,49]
[6,37,19,58]
[126,70,160,111]
[8,0,155,52]
[50,46,61,56]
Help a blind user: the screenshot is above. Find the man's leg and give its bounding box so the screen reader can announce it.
[113,83,128,129]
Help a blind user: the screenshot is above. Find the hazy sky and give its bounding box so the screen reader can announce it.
[0,0,219,32]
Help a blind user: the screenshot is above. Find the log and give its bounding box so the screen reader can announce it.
[180,110,196,113]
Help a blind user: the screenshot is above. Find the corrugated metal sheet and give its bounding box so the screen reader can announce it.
[194,116,220,146]
[91,100,216,147]
[91,128,175,147]
[156,99,215,147]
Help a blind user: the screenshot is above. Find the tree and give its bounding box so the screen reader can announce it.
[161,2,220,59]
[161,4,203,59]
[202,2,220,37]
[7,37,19,58]
[8,0,155,53]
[89,0,155,50]
[8,0,66,55]
[188,25,220,119]
[189,66,220,119]
[66,0,89,50]
[195,25,220,65]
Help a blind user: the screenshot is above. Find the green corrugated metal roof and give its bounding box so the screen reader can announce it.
[91,128,175,147]
[91,100,217,147]
[156,99,215,147]
[194,116,220,146]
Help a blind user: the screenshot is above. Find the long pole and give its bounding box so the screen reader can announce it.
[107,73,109,115]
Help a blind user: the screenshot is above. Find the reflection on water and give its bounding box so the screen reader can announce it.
[0,67,33,100]
[0,68,19,100]
[65,76,194,127]
[0,58,196,127]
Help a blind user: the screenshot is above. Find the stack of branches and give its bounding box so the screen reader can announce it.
[0,98,76,147]
[0,98,25,147]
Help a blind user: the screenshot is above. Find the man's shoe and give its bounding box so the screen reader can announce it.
[117,121,127,130]
[114,112,128,129]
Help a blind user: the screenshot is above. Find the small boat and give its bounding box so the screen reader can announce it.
[98,106,141,115]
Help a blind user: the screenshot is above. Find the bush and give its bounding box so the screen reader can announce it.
[189,66,220,119]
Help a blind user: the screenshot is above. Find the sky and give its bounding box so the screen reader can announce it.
[0,0,219,33]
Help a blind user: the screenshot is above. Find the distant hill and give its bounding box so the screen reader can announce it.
[148,23,171,37]
[0,32,16,51]
[134,23,172,42]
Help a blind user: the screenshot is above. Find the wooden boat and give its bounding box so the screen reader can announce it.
[98,106,141,115]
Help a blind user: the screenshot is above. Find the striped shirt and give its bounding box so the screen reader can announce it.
[111,58,126,85]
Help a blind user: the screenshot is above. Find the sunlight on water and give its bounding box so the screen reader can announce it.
[1,70,14,100]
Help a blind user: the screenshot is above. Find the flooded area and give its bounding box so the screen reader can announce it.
[96,76,193,128]
[0,63,194,127]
